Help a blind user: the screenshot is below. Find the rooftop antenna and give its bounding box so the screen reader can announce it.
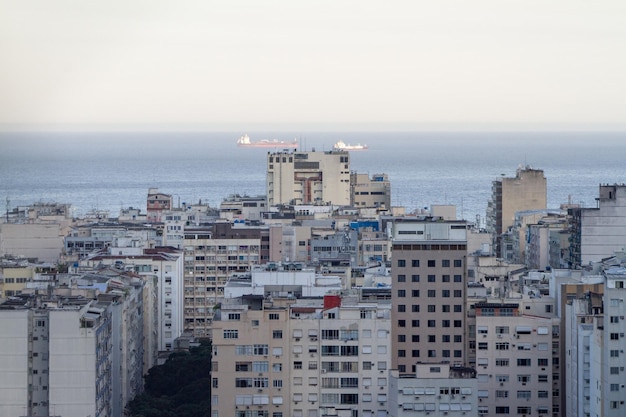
[5,196,9,223]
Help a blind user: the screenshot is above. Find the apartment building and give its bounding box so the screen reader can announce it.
[183,222,270,337]
[469,302,559,417]
[486,166,547,256]
[267,150,351,206]
[211,292,392,417]
[0,295,114,417]
[563,266,626,417]
[390,218,468,373]
[568,184,626,267]
[81,245,183,355]
[350,173,391,209]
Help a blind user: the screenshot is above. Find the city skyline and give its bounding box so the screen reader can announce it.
[1,1,626,131]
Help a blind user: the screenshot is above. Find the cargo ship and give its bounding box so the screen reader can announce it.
[237,134,298,148]
[332,140,368,151]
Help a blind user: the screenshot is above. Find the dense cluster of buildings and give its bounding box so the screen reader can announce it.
[1,149,626,417]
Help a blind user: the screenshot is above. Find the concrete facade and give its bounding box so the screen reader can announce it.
[267,150,351,206]
[211,293,392,417]
[390,219,468,373]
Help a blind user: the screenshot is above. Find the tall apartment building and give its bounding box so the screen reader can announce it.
[211,292,392,417]
[390,218,468,373]
[183,222,271,337]
[563,266,626,417]
[486,166,547,256]
[568,184,626,267]
[470,301,559,417]
[0,295,114,417]
[266,150,351,206]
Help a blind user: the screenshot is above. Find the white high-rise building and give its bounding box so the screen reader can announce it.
[0,296,114,417]
[267,150,351,206]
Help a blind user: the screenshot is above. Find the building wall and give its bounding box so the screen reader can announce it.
[0,310,29,417]
[473,309,557,416]
[0,223,66,263]
[580,185,626,264]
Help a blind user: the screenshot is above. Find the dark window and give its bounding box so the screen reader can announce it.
[397,260,406,267]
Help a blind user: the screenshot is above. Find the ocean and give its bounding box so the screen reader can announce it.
[1,131,625,226]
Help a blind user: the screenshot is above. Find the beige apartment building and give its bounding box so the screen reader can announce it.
[211,292,392,417]
[183,223,274,337]
[350,173,391,209]
[486,166,547,256]
[390,218,468,373]
[266,150,351,207]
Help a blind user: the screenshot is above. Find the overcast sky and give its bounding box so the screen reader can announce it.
[1,0,625,131]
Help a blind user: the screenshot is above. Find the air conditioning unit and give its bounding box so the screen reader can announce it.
[497,334,503,339]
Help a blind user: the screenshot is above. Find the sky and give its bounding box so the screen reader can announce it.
[1,0,625,131]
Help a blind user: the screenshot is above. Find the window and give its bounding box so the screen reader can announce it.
[428,260,436,267]
[496,390,508,398]
[412,260,420,267]
[454,259,462,267]
[411,289,420,297]
[537,358,549,366]
[442,289,450,297]
[397,274,406,282]
[412,305,419,312]
[495,407,510,414]
[496,342,509,350]
[397,304,406,312]
[496,358,509,367]
[269,313,280,320]
[273,330,283,339]
[454,275,462,282]
[428,320,435,327]
[397,260,406,267]
[478,342,488,350]
[224,330,239,339]
[412,274,420,282]
[428,305,436,312]
[397,289,406,297]
[517,390,531,399]
[517,358,531,367]
[412,319,420,327]
[428,275,436,282]
[427,290,436,297]
[442,259,450,267]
